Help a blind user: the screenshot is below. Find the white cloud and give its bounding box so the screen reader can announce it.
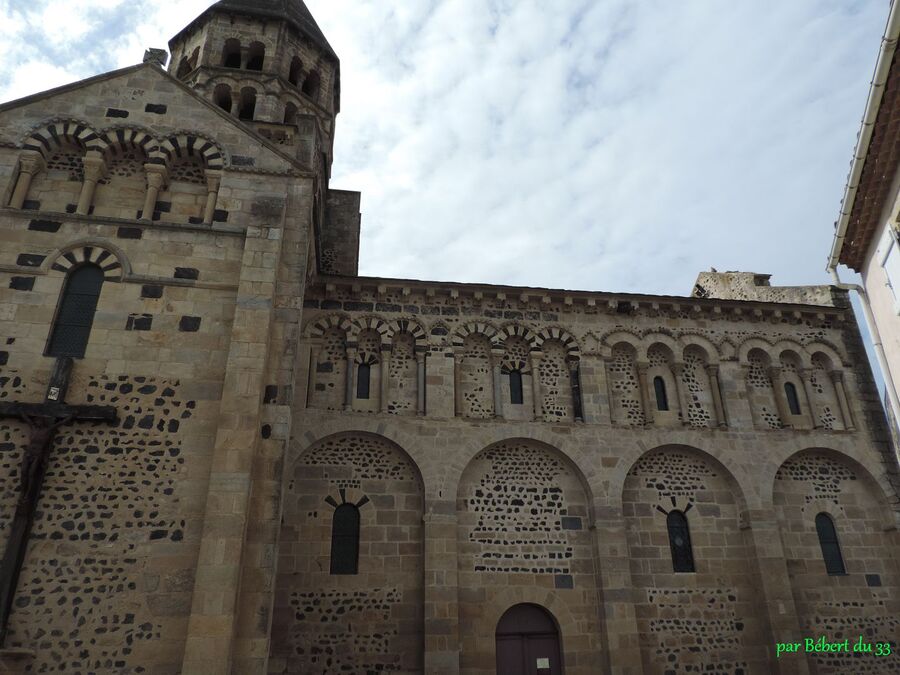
[0,0,888,297]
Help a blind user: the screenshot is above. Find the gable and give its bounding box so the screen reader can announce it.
[0,63,301,177]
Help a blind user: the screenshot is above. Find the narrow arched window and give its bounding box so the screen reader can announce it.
[330,504,360,575]
[176,57,191,79]
[47,264,104,358]
[509,370,524,405]
[654,376,669,411]
[246,42,265,71]
[238,88,256,121]
[357,363,371,399]
[302,70,321,100]
[667,510,695,573]
[213,84,232,112]
[815,513,846,575]
[289,56,303,86]
[785,382,801,415]
[222,39,241,68]
[283,102,298,125]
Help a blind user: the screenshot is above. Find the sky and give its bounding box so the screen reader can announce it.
[0,0,888,296]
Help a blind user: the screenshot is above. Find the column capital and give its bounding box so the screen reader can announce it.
[204,170,222,193]
[672,361,685,376]
[415,351,426,364]
[705,363,720,376]
[144,163,168,187]
[82,153,107,182]
[829,369,844,384]
[797,367,813,382]
[636,361,650,374]
[17,150,45,175]
[767,365,783,380]
[380,342,392,354]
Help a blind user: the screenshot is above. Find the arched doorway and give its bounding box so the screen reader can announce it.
[496,604,563,675]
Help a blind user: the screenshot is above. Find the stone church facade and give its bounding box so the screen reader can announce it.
[0,2,897,674]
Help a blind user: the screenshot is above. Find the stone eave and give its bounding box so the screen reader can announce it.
[309,275,847,321]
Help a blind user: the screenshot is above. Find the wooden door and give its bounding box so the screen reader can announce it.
[496,604,563,675]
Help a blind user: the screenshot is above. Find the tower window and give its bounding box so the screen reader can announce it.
[654,376,669,411]
[176,57,191,79]
[330,504,360,575]
[784,382,801,415]
[238,88,256,121]
[667,510,695,573]
[214,84,232,112]
[289,56,303,86]
[357,363,371,399]
[222,39,241,68]
[46,264,105,359]
[509,370,524,405]
[302,70,321,100]
[246,42,265,71]
[284,102,298,125]
[815,513,846,576]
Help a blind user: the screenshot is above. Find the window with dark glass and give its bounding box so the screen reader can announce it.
[46,264,104,359]
[357,363,371,399]
[815,513,846,575]
[667,510,695,573]
[509,370,524,405]
[330,503,360,575]
[654,376,669,411]
[785,382,801,415]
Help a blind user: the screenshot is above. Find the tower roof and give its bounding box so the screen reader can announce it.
[171,0,337,62]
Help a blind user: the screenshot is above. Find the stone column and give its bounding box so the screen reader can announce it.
[768,366,792,428]
[830,370,855,431]
[569,358,584,422]
[594,506,644,675]
[636,362,654,425]
[603,356,617,425]
[76,152,106,215]
[453,348,463,417]
[306,344,321,409]
[9,151,44,209]
[203,170,222,224]
[380,344,391,413]
[530,351,543,422]
[491,349,503,419]
[798,368,820,429]
[671,363,690,426]
[416,351,426,416]
[706,364,728,428]
[140,164,168,221]
[423,508,460,674]
[744,508,812,675]
[344,346,357,411]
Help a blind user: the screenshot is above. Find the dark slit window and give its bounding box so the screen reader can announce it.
[785,382,801,415]
[330,504,360,575]
[357,363,371,399]
[509,370,524,405]
[46,264,104,358]
[654,376,669,411]
[815,513,846,576]
[667,510,695,573]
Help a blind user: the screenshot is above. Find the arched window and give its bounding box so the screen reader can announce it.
[176,57,191,79]
[302,70,321,100]
[330,504,360,575]
[46,264,105,358]
[815,513,846,575]
[785,382,801,415]
[238,88,256,121]
[357,363,371,399]
[222,39,241,68]
[213,84,232,112]
[654,376,669,411]
[508,370,524,405]
[667,510,695,573]
[288,56,303,85]
[246,42,265,71]
[283,102,298,125]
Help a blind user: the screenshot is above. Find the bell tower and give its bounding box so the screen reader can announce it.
[167,0,340,172]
